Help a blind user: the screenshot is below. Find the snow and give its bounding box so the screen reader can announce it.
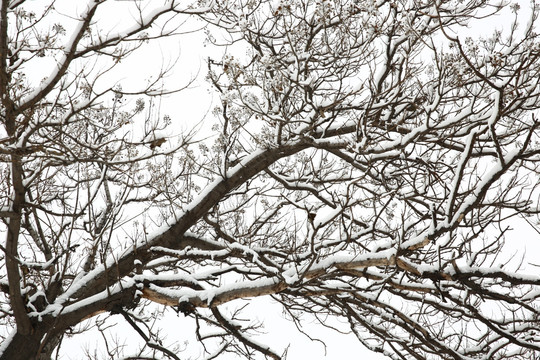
[487,92,500,127]
[0,330,15,357]
[17,1,98,108]
[313,205,343,228]
[48,251,137,312]
[443,264,540,282]
[400,231,430,251]
[522,289,540,301]
[283,272,300,285]
[38,278,136,319]
[295,248,397,275]
[134,272,199,285]
[136,147,270,248]
[444,128,481,219]
[450,148,520,225]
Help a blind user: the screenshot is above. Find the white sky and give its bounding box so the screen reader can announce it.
[18,1,384,358]
[7,0,540,359]
[32,1,388,357]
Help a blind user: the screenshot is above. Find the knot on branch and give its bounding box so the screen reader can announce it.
[177,301,195,316]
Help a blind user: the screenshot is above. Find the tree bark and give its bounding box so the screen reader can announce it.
[1,331,44,360]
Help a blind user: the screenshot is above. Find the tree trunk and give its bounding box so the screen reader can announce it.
[1,331,44,360]
[1,326,63,360]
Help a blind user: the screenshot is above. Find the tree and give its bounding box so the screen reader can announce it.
[1,0,540,359]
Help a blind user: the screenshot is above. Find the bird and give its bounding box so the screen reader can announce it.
[149,137,166,149]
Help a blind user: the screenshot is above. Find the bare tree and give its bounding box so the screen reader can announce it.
[1,0,540,359]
